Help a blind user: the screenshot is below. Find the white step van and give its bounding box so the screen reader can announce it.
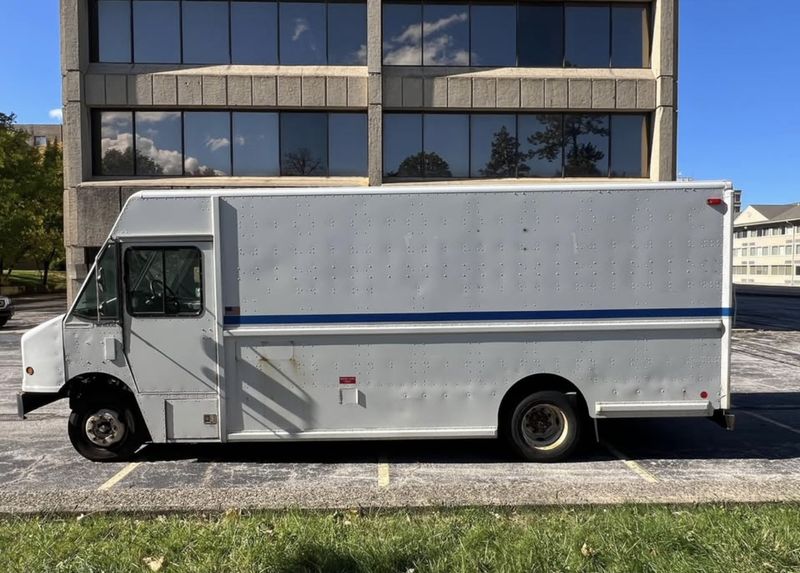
[18,182,735,462]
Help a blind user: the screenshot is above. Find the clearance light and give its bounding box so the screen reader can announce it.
[25,367,34,375]
[706,198,723,206]
[700,391,709,399]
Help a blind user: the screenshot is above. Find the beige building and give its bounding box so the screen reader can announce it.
[61,0,678,298]
[733,204,800,286]
[15,124,63,148]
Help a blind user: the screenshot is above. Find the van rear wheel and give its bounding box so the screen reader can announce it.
[68,396,143,462]
[506,391,581,462]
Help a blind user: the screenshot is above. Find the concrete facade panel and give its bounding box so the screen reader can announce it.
[402,77,423,108]
[520,78,545,109]
[302,76,327,107]
[71,186,121,246]
[447,77,471,108]
[64,71,81,103]
[423,76,448,107]
[383,76,402,108]
[658,76,675,107]
[177,75,203,106]
[127,74,153,105]
[327,76,349,107]
[616,79,637,110]
[496,78,520,109]
[85,74,105,105]
[568,79,592,108]
[202,76,227,106]
[152,75,178,105]
[105,75,127,105]
[472,78,497,109]
[592,79,615,109]
[637,79,657,109]
[227,76,253,106]
[348,76,367,107]
[277,76,302,107]
[545,79,568,109]
[252,76,277,106]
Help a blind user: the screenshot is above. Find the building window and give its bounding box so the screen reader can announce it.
[92,0,366,65]
[383,112,649,180]
[771,265,792,276]
[772,246,781,256]
[33,135,49,147]
[383,1,650,68]
[749,247,757,256]
[795,244,800,255]
[94,110,367,177]
[761,247,769,256]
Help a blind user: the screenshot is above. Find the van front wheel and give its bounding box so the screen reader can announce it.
[68,396,143,462]
[507,391,581,462]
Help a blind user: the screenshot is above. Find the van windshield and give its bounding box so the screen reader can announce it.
[68,245,120,323]
[70,268,99,321]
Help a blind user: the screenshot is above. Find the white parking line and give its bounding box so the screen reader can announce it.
[740,410,800,436]
[98,462,141,491]
[377,459,390,488]
[604,443,659,483]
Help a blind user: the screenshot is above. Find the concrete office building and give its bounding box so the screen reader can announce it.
[61,0,678,298]
[16,124,63,148]
[733,204,800,286]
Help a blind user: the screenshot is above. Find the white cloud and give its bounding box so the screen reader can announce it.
[48,108,63,122]
[206,137,230,152]
[292,18,309,41]
[384,12,469,65]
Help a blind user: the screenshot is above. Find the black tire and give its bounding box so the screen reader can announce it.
[0,318,8,328]
[68,395,143,462]
[506,390,581,462]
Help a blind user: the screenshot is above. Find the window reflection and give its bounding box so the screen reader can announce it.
[184,112,231,176]
[329,114,367,176]
[328,3,367,65]
[470,4,515,67]
[280,113,327,176]
[424,114,468,177]
[563,114,609,177]
[612,5,649,68]
[518,4,563,67]
[422,4,469,66]
[280,2,326,65]
[233,112,279,176]
[134,112,183,175]
[470,115,518,178]
[97,0,131,63]
[565,5,610,68]
[231,2,278,64]
[99,111,134,176]
[610,115,647,177]
[384,114,423,177]
[519,115,564,178]
[182,1,230,64]
[383,3,422,65]
[133,0,181,63]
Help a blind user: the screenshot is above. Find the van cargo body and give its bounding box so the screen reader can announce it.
[18,182,734,462]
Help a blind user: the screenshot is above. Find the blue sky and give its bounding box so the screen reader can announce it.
[1,0,798,206]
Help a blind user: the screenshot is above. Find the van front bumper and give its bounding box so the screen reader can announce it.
[17,391,63,419]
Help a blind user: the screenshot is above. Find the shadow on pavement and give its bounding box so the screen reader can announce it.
[131,392,800,465]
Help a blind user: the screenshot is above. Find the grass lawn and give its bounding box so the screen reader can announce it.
[2,270,66,292]
[1,505,798,572]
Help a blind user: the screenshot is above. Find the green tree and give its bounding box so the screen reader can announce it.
[388,152,452,178]
[0,113,65,288]
[479,126,531,178]
[526,114,609,177]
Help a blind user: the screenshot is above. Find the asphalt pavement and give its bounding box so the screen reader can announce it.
[1,293,799,513]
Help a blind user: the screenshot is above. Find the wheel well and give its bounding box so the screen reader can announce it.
[498,373,588,433]
[65,374,151,441]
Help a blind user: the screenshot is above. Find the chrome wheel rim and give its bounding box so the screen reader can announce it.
[85,409,126,447]
[521,404,569,451]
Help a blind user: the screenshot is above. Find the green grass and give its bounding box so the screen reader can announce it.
[1,505,799,572]
[2,270,66,292]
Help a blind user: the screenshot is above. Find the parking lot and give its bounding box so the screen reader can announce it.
[1,293,799,513]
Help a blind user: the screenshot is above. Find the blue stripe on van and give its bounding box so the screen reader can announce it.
[224,307,733,326]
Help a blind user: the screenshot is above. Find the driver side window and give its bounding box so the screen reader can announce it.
[124,247,203,317]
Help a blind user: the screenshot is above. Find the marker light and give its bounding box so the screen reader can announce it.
[25,367,34,375]
[706,198,723,206]
[700,391,709,399]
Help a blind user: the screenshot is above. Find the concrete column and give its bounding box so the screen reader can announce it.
[651,0,678,181]
[367,0,382,186]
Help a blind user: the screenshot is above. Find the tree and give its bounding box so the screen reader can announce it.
[388,152,452,178]
[281,148,324,176]
[526,114,609,177]
[479,126,530,178]
[0,113,64,288]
